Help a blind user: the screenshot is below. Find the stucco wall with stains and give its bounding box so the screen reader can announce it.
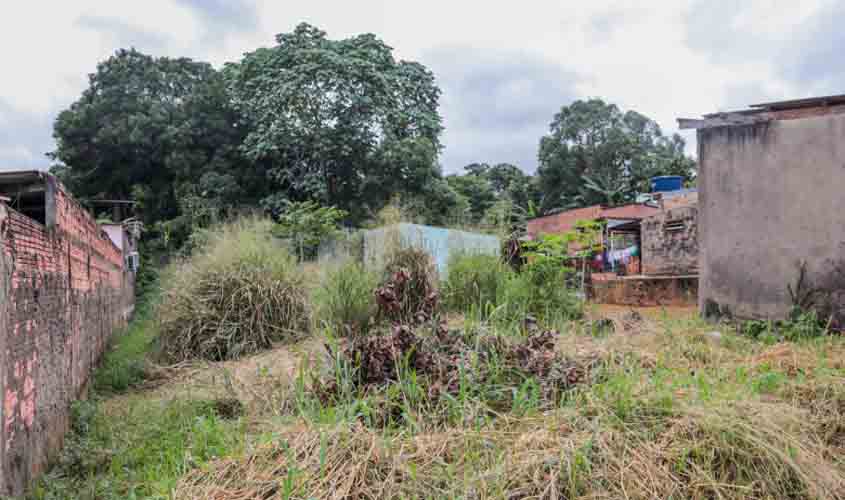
[0,175,134,496]
[697,112,845,320]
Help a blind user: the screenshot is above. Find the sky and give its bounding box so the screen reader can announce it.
[1,0,842,174]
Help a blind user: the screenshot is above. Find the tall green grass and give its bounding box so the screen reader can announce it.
[313,260,379,336]
[442,252,508,316]
[443,251,583,327]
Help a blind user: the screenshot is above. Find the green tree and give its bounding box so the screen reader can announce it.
[537,99,695,212]
[227,23,444,221]
[446,170,496,224]
[51,48,262,246]
[273,201,347,260]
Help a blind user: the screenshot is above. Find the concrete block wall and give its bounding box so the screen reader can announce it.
[641,205,699,276]
[0,175,134,496]
[697,114,845,320]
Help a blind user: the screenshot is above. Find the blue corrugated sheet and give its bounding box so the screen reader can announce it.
[363,223,501,277]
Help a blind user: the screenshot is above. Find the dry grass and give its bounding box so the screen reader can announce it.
[157,218,311,362]
[175,401,845,500]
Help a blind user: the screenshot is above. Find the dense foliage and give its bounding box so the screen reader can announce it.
[50,25,695,252]
[51,49,265,249]
[537,98,696,212]
[228,23,446,222]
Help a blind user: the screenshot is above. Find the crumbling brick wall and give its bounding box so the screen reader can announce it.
[641,205,698,276]
[0,175,134,496]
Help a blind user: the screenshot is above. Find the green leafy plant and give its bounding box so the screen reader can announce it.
[272,201,347,261]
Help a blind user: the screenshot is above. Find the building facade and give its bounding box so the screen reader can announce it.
[681,95,845,322]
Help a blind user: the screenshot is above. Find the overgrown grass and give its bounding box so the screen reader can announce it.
[27,220,845,499]
[32,396,246,500]
[157,217,310,362]
[313,260,378,336]
[94,306,159,394]
[442,252,508,315]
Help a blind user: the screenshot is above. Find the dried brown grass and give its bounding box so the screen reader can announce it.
[157,218,311,362]
[175,400,845,500]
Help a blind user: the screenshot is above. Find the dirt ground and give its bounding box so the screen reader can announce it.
[587,302,699,321]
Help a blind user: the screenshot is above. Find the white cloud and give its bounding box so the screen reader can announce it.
[0,0,837,172]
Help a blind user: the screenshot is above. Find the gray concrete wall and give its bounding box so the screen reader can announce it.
[698,113,845,320]
[641,204,698,276]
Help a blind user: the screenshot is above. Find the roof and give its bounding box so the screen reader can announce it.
[526,205,605,237]
[750,94,845,111]
[678,93,845,130]
[526,202,663,238]
[599,204,660,220]
[0,170,45,186]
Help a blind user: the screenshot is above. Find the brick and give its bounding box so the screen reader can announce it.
[0,175,134,496]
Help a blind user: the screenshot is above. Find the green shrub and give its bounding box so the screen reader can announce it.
[443,252,509,315]
[495,260,583,325]
[740,310,830,343]
[314,261,379,336]
[157,217,310,362]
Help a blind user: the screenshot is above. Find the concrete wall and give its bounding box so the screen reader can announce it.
[0,175,134,496]
[641,204,698,276]
[361,223,501,277]
[698,113,845,320]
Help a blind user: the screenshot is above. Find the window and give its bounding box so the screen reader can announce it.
[125,252,140,272]
[664,219,685,232]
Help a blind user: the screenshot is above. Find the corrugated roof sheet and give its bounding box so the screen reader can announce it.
[599,204,660,220]
[526,205,604,237]
[681,93,845,130]
[0,170,44,186]
[750,94,845,111]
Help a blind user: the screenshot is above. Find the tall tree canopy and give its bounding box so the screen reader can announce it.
[227,23,444,220]
[536,99,695,212]
[51,48,262,243]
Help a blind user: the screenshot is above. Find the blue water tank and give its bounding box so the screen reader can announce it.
[651,176,683,193]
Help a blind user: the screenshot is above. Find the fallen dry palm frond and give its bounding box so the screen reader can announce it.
[375,247,439,325]
[174,401,845,500]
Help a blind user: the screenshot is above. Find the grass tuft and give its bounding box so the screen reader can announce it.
[157,217,310,362]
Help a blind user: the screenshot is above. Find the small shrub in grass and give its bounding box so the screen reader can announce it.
[443,252,509,315]
[494,260,583,326]
[157,217,310,362]
[314,260,379,336]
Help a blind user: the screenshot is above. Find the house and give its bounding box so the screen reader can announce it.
[680,94,845,323]
[525,178,699,306]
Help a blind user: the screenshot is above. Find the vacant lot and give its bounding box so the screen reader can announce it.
[29,223,845,500]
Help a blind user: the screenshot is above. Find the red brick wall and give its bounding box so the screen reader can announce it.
[526,205,604,238]
[0,175,134,496]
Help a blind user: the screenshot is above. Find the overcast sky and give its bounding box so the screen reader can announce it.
[1,0,842,174]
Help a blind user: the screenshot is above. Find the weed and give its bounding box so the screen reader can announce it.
[158,217,310,362]
[442,252,508,315]
[313,260,379,337]
[94,310,158,394]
